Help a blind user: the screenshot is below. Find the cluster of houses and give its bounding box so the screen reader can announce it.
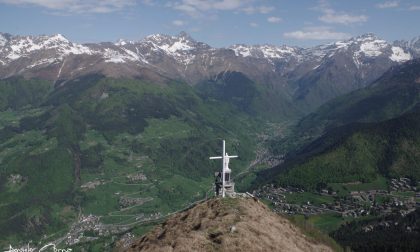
[64,214,134,246]
[255,178,419,218]
[126,173,147,183]
[7,173,27,186]
[390,178,416,191]
[63,209,164,246]
[64,214,102,246]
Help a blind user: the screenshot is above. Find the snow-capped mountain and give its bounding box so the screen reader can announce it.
[231,33,412,64]
[394,36,420,58]
[0,32,415,79]
[141,32,210,64]
[0,31,418,111]
[330,33,411,64]
[0,33,91,63]
[229,44,301,60]
[288,34,417,108]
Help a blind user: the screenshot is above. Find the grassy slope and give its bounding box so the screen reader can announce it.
[0,74,270,246]
[270,59,420,156]
[0,77,52,111]
[195,71,302,121]
[257,108,420,190]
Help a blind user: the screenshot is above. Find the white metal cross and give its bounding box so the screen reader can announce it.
[210,140,238,197]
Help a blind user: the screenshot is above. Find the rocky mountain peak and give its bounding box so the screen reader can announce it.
[47,33,69,43]
[143,32,208,51]
[177,31,194,41]
[355,33,379,41]
[115,38,136,46]
[140,32,210,65]
[318,33,412,64]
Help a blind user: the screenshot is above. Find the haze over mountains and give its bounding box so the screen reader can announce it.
[1,31,419,114]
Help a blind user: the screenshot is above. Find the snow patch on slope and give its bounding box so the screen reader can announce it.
[143,34,197,65]
[160,40,193,53]
[334,41,352,50]
[231,45,251,57]
[26,58,58,69]
[104,48,129,63]
[261,45,297,59]
[121,47,149,64]
[230,44,298,59]
[359,39,388,57]
[389,46,411,62]
[60,44,93,55]
[115,39,135,46]
[102,47,148,64]
[8,38,42,59]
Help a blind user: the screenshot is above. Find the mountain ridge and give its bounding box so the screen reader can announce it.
[0,31,417,79]
[1,31,419,116]
[296,58,420,139]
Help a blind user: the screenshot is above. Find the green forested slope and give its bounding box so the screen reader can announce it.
[0,74,266,245]
[258,107,420,190]
[269,59,420,157]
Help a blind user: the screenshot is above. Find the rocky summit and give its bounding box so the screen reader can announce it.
[120,197,333,252]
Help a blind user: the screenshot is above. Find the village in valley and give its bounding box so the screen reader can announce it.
[12,140,419,250]
[51,142,420,248]
[254,177,420,220]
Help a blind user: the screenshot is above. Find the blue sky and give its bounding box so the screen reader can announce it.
[0,0,420,47]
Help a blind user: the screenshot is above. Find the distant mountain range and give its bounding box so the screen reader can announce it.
[1,32,420,114]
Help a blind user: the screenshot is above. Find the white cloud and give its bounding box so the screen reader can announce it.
[258,5,274,14]
[167,0,274,17]
[0,0,136,13]
[376,1,399,9]
[141,0,155,6]
[409,5,420,10]
[172,20,186,26]
[267,16,282,23]
[284,27,351,40]
[249,22,258,28]
[172,3,199,17]
[319,12,368,25]
[168,0,249,17]
[242,5,274,14]
[315,0,368,25]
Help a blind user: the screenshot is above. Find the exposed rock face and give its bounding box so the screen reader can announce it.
[122,198,333,252]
